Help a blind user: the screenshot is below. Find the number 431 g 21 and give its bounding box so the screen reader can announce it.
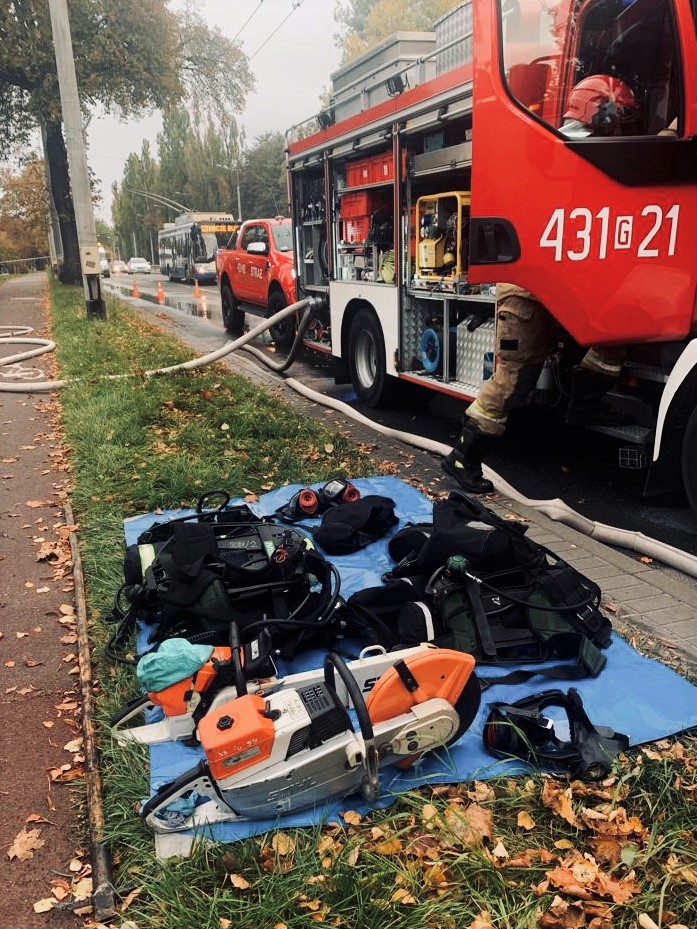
[539,204,680,262]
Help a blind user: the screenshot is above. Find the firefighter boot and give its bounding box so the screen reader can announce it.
[441,420,495,494]
[565,368,628,426]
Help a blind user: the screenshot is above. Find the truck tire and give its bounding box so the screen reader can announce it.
[221,282,245,336]
[681,406,697,514]
[348,307,397,407]
[268,290,295,350]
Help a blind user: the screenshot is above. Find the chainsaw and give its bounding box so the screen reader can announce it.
[141,647,480,832]
[111,638,453,746]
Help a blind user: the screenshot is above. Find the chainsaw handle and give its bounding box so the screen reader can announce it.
[110,693,153,728]
[140,760,217,832]
[323,652,374,746]
[323,652,379,803]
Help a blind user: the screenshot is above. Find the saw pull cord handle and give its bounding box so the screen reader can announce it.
[323,652,380,802]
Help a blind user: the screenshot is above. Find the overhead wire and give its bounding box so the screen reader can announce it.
[232,0,265,42]
[247,0,307,62]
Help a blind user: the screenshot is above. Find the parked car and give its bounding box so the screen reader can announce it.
[128,257,151,274]
[111,259,129,275]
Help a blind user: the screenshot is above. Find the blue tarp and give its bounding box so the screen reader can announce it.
[123,476,697,844]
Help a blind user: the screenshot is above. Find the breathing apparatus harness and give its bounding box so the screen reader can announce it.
[105,490,342,665]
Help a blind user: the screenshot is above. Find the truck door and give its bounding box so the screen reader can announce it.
[234,224,261,302]
[242,223,270,304]
[468,0,697,346]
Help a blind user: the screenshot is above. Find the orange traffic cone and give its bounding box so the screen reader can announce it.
[193,278,202,299]
[156,280,165,305]
[131,278,141,299]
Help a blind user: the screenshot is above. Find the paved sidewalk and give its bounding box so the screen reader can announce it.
[118,284,697,674]
[0,273,85,928]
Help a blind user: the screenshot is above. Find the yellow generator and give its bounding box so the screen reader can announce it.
[415,191,470,282]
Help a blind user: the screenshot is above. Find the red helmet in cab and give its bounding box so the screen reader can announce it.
[564,75,638,135]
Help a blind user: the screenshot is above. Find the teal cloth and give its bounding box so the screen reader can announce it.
[136,639,214,692]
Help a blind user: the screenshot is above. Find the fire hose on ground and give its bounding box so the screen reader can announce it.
[2,302,697,579]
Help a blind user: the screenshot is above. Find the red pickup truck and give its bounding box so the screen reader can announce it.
[215,217,297,347]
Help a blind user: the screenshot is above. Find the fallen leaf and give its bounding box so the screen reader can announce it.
[541,780,579,827]
[517,810,536,830]
[119,887,142,911]
[468,913,495,929]
[342,810,361,826]
[229,873,251,890]
[506,848,557,867]
[7,827,45,861]
[444,802,493,845]
[490,839,509,861]
[32,898,55,914]
[391,887,416,904]
[372,838,402,856]
[467,781,495,802]
[72,876,93,901]
[272,832,295,857]
[538,895,586,929]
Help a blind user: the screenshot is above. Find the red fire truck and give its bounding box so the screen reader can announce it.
[285,0,697,512]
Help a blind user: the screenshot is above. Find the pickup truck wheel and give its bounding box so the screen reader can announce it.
[268,291,295,350]
[221,282,245,336]
[681,406,697,514]
[348,307,397,408]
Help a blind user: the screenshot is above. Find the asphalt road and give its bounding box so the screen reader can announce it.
[114,274,697,557]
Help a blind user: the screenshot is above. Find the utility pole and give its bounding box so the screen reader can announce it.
[48,0,106,319]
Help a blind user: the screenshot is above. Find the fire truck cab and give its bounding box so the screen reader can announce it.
[286,0,697,511]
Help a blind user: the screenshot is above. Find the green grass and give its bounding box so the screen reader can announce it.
[50,282,697,929]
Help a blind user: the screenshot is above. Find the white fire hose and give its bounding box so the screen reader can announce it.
[2,305,697,579]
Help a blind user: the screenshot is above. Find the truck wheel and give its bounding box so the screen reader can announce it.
[681,406,697,514]
[221,282,244,336]
[348,307,397,408]
[268,290,295,350]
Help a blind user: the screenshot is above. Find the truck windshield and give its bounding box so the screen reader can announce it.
[272,224,293,252]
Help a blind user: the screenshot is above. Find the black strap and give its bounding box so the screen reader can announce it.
[479,646,606,691]
[464,578,498,659]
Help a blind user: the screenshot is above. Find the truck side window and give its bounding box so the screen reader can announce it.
[499,0,682,137]
[240,225,260,251]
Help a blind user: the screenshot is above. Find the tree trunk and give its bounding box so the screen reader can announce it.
[44,119,82,285]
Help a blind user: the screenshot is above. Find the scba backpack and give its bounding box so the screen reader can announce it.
[346,492,612,684]
[106,493,341,664]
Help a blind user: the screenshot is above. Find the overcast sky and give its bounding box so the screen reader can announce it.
[87,0,343,221]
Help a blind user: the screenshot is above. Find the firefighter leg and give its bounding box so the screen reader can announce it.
[441,295,555,494]
[441,419,496,493]
[566,346,627,425]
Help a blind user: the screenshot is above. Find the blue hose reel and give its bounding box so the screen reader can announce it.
[419,326,456,376]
